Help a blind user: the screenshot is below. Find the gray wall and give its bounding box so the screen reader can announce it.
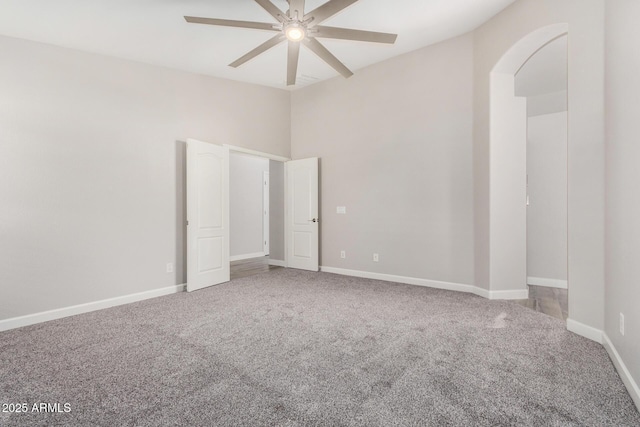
[605,0,640,394]
[473,0,605,330]
[0,35,290,320]
[269,160,285,262]
[230,152,269,258]
[291,34,475,285]
[526,112,568,282]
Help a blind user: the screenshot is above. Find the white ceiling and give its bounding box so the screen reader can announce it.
[515,35,568,97]
[0,0,517,90]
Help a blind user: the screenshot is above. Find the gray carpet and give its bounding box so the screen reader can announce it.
[1,269,638,426]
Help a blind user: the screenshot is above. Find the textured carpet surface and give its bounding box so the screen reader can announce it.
[1,269,638,426]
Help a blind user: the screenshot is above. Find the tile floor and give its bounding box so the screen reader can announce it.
[230,256,283,280]
[514,285,568,321]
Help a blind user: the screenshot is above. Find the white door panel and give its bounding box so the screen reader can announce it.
[287,158,319,271]
[187,139,230,292]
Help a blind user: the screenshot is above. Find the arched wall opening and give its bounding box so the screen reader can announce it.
[489,23,569,298]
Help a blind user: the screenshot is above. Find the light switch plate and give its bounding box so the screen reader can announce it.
[337,206,346,214]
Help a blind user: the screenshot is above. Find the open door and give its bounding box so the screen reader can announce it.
[286,158,319,271]
[186,139,230,292]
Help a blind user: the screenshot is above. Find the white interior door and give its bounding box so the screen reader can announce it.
[286,158,319,271]
[187,139,230,292]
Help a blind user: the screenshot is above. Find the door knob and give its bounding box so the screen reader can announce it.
[310,218,319,223]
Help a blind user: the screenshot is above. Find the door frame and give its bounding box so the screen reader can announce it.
[223,144,290,268]
[263,170,270,256]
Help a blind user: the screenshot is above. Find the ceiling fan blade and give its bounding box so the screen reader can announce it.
[288,0,305,20]
[254,0,287,23]
[304,0,358,27]
[314,26,397,44]
[184,16,279,32]
[287,42,301,86]
[229,34,286,68]
[302,38,353,78]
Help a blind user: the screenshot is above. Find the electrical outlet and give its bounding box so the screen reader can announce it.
[337,206,347,214]
[373,253,379,262]
[340,250,346,259]
[166,262,174,273]
[620,313,625,336]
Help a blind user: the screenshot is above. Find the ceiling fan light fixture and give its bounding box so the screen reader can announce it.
[185,0,398,86]
[285,23,306,42]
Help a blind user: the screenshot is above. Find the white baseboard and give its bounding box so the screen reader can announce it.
[567,320,640,411]
[320,266,476,294]
[489,289,530,300]
[0,284,186,332]
[319,266,527,300]
[469,287,528,300]
[527,276,568,289]
[566,318,603,344]
[268,259,286,267]
[473,287,491,299]
[603,333,640,411]
[229,252,266,262]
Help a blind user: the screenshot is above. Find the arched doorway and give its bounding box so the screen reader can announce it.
[488,24,569,305]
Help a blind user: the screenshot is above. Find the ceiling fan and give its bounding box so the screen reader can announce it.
[184,0,398,86]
